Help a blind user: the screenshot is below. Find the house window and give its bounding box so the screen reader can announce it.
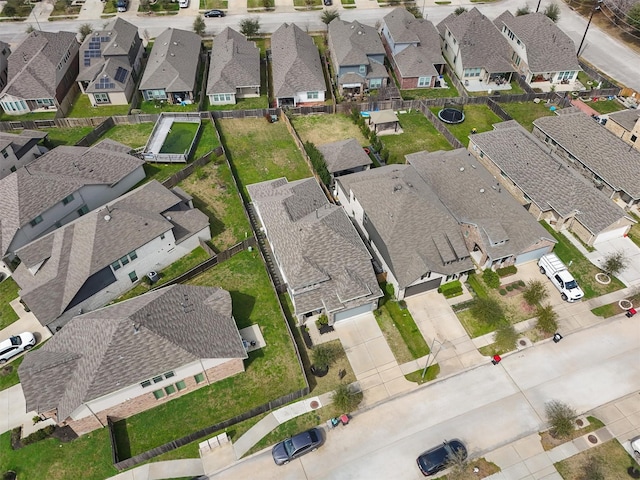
[30,215,43,227]
[93,93,111,104]
[164,371,175,379]
[164,385,176,395]
[557,71,574,81]
[176,380,187,391]
[631,134,637,143]
[464,68,481,77]
[62,194,74,205]
[307,91,319,100]
[212,93,232,102]
[453,55,457,64]
[153,375,163,383]
[194,373,205,384]
[120,255,130,266]
[129,250,137,261]
[10,166,16,172]
[140,380,152,388]
[417,77,430,87]
[369,78,382,88]
[153,389,165,400]
[35,99,53,106]
[111,261,121,272]
[160,234,165,240]
[129,271,138,283]
[1,148,7,158]
[359,65,366,75]
[144,89,167,100]
[77,205,89,216]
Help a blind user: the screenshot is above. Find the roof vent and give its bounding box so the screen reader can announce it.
[164,215,172,221]
[480,188,485,193]
[104,214,111,222]
[459,167,464,172]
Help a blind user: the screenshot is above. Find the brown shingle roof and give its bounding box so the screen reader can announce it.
[318,138,372,173]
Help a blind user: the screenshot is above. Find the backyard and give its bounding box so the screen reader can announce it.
[40,126,94,147]
[432,104,503,146]
[291,113,369,147]
[400,74,459,100]
[499,101,558,131]
[585,98,626,115]
[95,122,155,149]
[66,94,130,118]
[159,122,200,154]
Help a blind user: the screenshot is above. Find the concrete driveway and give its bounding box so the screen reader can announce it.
[588,236,640,287]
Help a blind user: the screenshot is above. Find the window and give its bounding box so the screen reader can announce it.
[160,234,165,240]
[1,148,7,158]
[212,93,232,102]
[153,375,163,383]
[62,194,74,205]
[120,255,130,266]
[464,68,481,78]
[164,371,175,379]
[417,77,430,87]
[631,134,637,143]
[77,205,89,216]
[359,65,366,75]
[10,166,17,173]
[194,373,205,384]
[129,271,138,283]
[35,99,53,106]
[140,380,152,388]
[557,71,574,81]
[176,380,187,391]
[369,78,382,88]
[111,260,121,272]
[164,385,176,395]
[307,91,319,100]
[93,92,111,104]
[128,250,137,261]
[153,389,165,400]
[30,215,43,227]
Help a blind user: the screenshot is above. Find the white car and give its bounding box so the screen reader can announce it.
[0,332,36,363]
[179,0,189,7]
[632,436,640,458]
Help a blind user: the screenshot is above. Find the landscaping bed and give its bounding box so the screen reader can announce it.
[540,416,604,451]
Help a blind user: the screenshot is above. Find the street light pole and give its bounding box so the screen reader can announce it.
[30,2,42,31]
[421,338,444,379]
[577,0,602,57]
[536,0,542,13]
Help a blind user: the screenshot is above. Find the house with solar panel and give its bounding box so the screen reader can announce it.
[77,18,144,107]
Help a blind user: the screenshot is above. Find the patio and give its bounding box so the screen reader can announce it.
[464,74,513,93]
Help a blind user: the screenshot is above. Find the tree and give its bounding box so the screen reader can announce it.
[523,279,548,306]
[320,8,340,25]
[483,269,500,289]
[629,3,640,32]
[471,297,505,326]
[262,0,274,9]
[544,3,560,22]
[444,447,471,480]
[331,383,362,412]
[78,23,93,42]
[602,250,628,276]
[311,343,340,371]
[545,400,576,439]
[581,455,605,480]
[193,14,206,37]
[493,321,518,352]
[454,6,467,15]
[535,304,558,334]
[405,5,422,18]
[239,18,261,37]
[139,0,150,12]
[516,4,530,16]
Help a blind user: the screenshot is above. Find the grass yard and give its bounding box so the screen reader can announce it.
[627,212,640,249]
[207,95,269,111]
[555,439,638,479]
[540,222,625,298]
[217,118,311,198]
[200,0,228,8]
[0,111,57,122]
[591,290,640,318]
[291,114,369,147]
[587,98,625,115]
[192,120,220,160]
[499,101,557,131]
[117,250,305,455]
[0,277,19,330]
[96,122,155,149]
[65,94,130,118]
[432,104,502,146]
[404,364,440,384]
[382,110,453,164]
[401,75,459,100]
[141,162,189,185]
[159,122,199,154]
[38,126,94,147]
[138,101,199,114]
[51,0,80,15]
[0,357,23,392]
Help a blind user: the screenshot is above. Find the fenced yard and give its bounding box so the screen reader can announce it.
[498,101,558,131]
[291,113,369,146]
[431,104,503,146]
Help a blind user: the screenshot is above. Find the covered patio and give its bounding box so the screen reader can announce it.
[368,109,401,134]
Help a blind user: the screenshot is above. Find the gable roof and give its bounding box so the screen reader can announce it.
[383,7,421,45]
[207,28,260,95]
[0,141,144,258]
[139,28,201,93]
[533,112,640,200]
[607,108,640,132]
[328,19,385,67]
[247,177,381,316]
[12,180,209,326]
[317,138,372,173]
[2,31,78,100]
[85,57,133,93]
[337,166,473,288]
[271,23,325,98]
[494,11,579,73]
[437,8,513,73]
[19,284,246,421]
[0,129,47,159]
[470,122,631,235]
[407,149,555,260]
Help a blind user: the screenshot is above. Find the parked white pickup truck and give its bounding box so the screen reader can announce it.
[538,253,584,302]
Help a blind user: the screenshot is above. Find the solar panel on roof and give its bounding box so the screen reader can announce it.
[88,41,100,50]
[84,58,91,66]
[114,67,128,83]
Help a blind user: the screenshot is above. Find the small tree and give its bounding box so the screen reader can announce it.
[240,18,261,38]
[331,383,361,412]
[139,0,150,12]
[25,24,35,33]
[544,3,560,22]
[193,15,206,37]
[311,343,339,371]
[581,455,605,480]
[471,297,505,326]
[78,23,93,42]
[444,447,471,480]
[262,0,274,9]
[320,8,340,26]
[536,304,558,333]
[405,5,422,18]
[630,3,640,32]
[453,6,467,15]
[516,4,530,15]
[482,269,500,289]
[523,279,548,306]
[602,250,628,276]
[493,321,518,352]
[545,400,576,439]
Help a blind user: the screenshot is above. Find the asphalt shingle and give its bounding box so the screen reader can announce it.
[207,28,260,96]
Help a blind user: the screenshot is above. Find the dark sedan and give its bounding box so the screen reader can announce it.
[204,9,225,17]
[417,439,467,476]
[272,428,323,465]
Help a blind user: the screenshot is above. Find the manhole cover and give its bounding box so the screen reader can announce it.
[310,401,320,409]
[519,340,527,346]
[576,419,584,427]
[587,434,598,444]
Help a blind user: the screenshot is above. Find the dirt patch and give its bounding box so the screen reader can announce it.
[292,114,369,147]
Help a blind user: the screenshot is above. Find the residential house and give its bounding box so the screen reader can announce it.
[533,112,640,208]
[0,41,10,91]
[207,27,260,106]
[247,177,382,324]
[437,8,514,92]
[380,8,446,89]
[77,18,144,107]
[317,138,372,186]
[139,28,202,105]
[468,121,635,246]
[336,166,474,299]
[271,23,325,107]
[12,180,211,332]
[0,129,48,179]
[0,31,79,115]
[0,140,145,270]
[604,108,640,153]
[406,149,556,269]
[18,284,247,436]
[495,11,580,91]
[327,19,389,96]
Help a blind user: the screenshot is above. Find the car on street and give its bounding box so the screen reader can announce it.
[204,9,225,17]
[272,428,323,465]
[116,0,128,12]
[179,0,189,7]
[0,332,36,363]
[324,0,332,5]
[632,435,640,458]
[417,439,467,476]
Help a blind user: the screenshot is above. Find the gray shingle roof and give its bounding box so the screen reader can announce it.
[437,8,514,73]
[0,142,144,257]
[470,122,630,235]
[328,19,385,67]
[207,28,260,95]
[337,166,473,288]
[247,177,381,316]
[2,31,78,100]
[12,181,209,326]
[0,129,46,160]
[19,284,246,421]
[383,8,421,45]
[271,23,325,99]
[139,28,201,93]
[494,11,580,73]
[318,138,372,173]
[407,149,555,261]
[533,112,640,199]
[607,108,640,132]
[85,57,132,94]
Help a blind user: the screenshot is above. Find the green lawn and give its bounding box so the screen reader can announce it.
[217,118,312,199]
[540,222,625,298]
[138,101,199,114]
[0,111,57,122]
[192,120,220,161]
[499,101,557,131]
[207,95,269,111]
[0,356,24,392]
[401,74,459,100]
[0,277,19,330]
[40,126,94,147]
[65,93,130,118]
[588,99,625,114]
[200,0,228,8]
[433,104,502,147]
[117,250,305,455]
[404,364,440,384]
[627,212,640,249]
[555,439,638,480]
[95,122,155,149]
[159,122,199,154]
[591,290,640,318]
[382,110,453,164]
[51,0,80,14]
[141,162,190,185]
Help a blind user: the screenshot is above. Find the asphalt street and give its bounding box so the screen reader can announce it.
[208,315,640,479]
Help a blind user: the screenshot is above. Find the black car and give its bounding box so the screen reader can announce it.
[417,439,467,476]
[323,0,332,4]
[204,9,225,17]
[272,428,323,465]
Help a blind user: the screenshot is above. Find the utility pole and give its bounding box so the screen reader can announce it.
[577,1,603,56]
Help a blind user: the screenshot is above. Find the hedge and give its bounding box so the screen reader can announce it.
[482,269,501,289]
[438,280,463,298]
[496,265,517,277]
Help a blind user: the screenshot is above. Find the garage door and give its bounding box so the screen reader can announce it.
[333,302,374,322]
[404,277,442,297]
[515,246,552,265]
[593,227,628,244]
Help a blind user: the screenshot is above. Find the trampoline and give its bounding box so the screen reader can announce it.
[438,106,465,124]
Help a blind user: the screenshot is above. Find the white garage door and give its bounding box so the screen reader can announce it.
[593,227,628,245]
[333,303,374,322]
[515,246,553,265]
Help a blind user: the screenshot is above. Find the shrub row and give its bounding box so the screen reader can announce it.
[350,107,389,163]
[303,141,331,186]
[496,265,517,277]
[438,280,463,298]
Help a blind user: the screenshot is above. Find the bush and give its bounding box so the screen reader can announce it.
[22,425,55,445]
[471,297,504,326]
[499,289,507,296]
[482,269,500,289]
[496,265,517,277]
[438,280,462,297]
[303,141,331,186]
[315,314,328,328]
[331,383,362,412]
[518,280,525,287]
[536,304,558,333]
[545,400,576,438]
[239,18,261,37]
[506,285,513,292]
[523,279,548,306]
[311,343,340,370]
[493,321,518,352]
[467,274,488,298]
